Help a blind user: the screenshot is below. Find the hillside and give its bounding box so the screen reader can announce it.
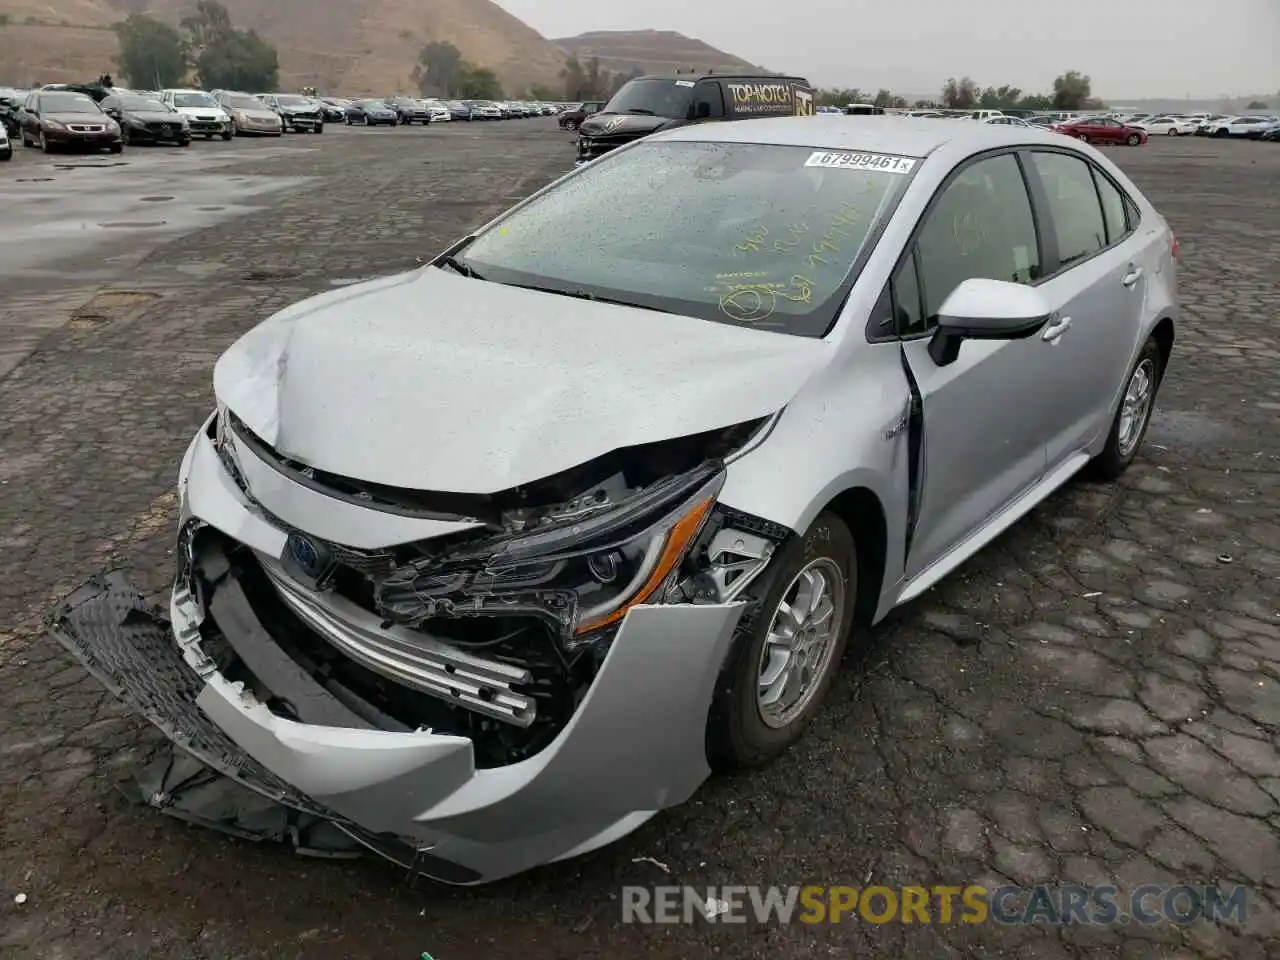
[553,30,765,77]
[0,0,568,95]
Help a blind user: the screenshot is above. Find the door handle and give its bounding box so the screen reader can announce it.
[1121,267,1144,287]
[1042,315,1072,342]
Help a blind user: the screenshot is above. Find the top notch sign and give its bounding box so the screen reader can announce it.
[725,81,797,115]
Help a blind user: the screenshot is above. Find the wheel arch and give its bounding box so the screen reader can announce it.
[1151,315,1175,373]
[818,486,888,627]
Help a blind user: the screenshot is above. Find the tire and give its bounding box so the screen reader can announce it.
[315,124,324,134]
[222,130,232,141]
[1213,128,1228,138]
[1126,134,1141,146]
[1088,336,1163,481]
[109,142,122,154]
[1166,127,1177,136]
[1077,133,1089,143]
[0,149,11,162]
[706,510,857,771]
[180,139,190,147]
[39,130,50,152]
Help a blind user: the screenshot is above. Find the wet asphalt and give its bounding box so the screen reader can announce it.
[0,121,1279,960]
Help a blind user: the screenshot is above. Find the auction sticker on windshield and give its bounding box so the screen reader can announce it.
[805,151,916,174]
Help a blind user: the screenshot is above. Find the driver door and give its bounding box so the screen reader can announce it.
[895,151,1050,579]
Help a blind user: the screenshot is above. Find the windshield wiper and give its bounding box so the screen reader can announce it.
[506,283,674,314]
[437,255,484,280]
[624,108,655,115]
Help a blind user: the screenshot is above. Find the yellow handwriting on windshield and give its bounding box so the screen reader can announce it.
[735,225,770,253]
[771,222,810,253]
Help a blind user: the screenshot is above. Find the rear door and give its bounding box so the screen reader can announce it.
[896,151,1050,577]
[1021,148,1155,469]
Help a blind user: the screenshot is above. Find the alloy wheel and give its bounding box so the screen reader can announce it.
[1117,358,1156,458]
[756,557,845,729]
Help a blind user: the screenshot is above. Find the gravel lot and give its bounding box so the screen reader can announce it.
[1,121,1278,960]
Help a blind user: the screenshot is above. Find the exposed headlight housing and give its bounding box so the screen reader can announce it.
[376,464,724,647]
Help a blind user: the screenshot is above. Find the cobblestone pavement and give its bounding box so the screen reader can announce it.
[1,128,1278,960]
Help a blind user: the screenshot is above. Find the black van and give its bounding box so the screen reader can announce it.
[576,73,814,164]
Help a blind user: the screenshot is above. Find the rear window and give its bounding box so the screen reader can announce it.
[454,140,916,337]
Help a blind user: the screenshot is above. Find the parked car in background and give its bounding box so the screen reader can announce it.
[160,89,233,140]
[446,100,473,121]
[1136,116,1198,136]
[18,88,122,153]
[345,99,398,125]
[423,100,451,123]
[0,87,25,137]
[1259,121,1280,142]
[983,115,1037,128]
[1053,116,1148,145]
[384,97,430,124]
[99,93,190,147]
[1205,116,1275,138]
[1193,115,1231,135]
[0,120,10,161]
[470,100,503,120]
[315,98,348,123]
[260,94,324,133]
[215,91,284,136]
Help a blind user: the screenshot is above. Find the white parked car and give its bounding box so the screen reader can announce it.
[983,115,1037,128]
[0,120,10,161]
[423,100,451,122]
[1207,116,1275,137]
[1138,116,1198,136]
[160,88,233,139]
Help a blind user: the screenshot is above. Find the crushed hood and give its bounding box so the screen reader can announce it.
[213,268,830,493]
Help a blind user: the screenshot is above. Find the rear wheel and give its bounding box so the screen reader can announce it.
[1088,337,1163,480]
[706,510,857,770]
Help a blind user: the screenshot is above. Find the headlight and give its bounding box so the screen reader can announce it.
[376,464,724,641]
[42,119,65,130]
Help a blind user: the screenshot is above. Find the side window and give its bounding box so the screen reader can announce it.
[1092,168,1131,245]
[892,251,926,337]
[914,153,1042,323]
[1029,151,1106,268]
[695,83,725,119]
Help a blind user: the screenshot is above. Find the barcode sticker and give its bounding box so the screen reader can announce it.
[804,151,916,173]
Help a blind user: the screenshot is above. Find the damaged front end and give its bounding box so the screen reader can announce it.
[48,407,794,883]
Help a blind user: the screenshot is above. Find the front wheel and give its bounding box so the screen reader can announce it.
[706,510,857,771]
[1127,134,1142,146]
[221,130,233,141]
[108,142,122,154]
[315,124,324,134]
[1088,337,1163,480]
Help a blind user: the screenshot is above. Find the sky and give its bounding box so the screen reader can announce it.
[495,0,1279,100]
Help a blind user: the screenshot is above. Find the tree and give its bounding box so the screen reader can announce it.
[180,1,278,91]
[529,84,557,100]
[977,84,1022,109]
[411,40,463,96]
[1051,70,1092,110]
[112,14,185,88]
[1247,99,1268,109]
[941,76,979,109]
[608,67,642,97]
[815,87,863,107]
[561,54,586,99]
[457,64,502,100]
[561,53,610,100]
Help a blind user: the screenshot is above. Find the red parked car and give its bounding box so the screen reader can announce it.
[1053,116,1148,146]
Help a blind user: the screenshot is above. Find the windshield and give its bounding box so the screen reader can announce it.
[40,93,99,112]
[604,78,695,119]
[275,95,310,107]
[453,141,913,337]
[358,99,386,108]
[172,92,216,108]
[225,95,262,110]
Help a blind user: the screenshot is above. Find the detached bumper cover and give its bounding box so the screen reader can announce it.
[47,427,748,883]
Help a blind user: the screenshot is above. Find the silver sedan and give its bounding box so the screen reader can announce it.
[53,116,1176,884]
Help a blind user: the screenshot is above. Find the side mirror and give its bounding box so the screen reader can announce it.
[927,278,1051,366]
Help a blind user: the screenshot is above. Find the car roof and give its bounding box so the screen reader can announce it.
[651,115,1071,158]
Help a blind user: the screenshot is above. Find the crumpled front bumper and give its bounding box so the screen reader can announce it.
[49,424,747,883]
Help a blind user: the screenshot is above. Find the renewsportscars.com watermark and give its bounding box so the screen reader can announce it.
[622,884,1249,926]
